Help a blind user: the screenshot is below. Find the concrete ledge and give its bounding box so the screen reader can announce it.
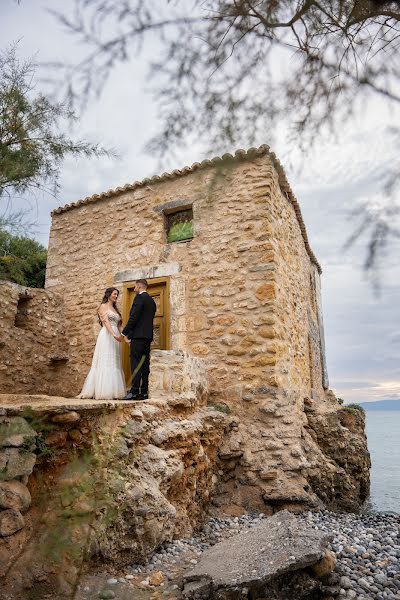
[0,394,158,415]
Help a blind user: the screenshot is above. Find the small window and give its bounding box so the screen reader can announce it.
[166,208,193,243]
[14,294,32,328]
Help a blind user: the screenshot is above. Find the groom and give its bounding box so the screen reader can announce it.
[122,279,157,401]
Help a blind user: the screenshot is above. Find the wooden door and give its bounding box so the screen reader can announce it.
[121,278,170,385]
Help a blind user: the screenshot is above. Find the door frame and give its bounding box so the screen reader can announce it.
[121,277,171,384]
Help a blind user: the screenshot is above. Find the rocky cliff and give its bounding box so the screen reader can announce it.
[0,383,369,598]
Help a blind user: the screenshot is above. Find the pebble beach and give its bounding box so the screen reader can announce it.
[76,509,400,600]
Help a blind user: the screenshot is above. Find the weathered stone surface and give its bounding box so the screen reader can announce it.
[0,481,31,512]
[304,407,370,511]
[45,430,68,447]
[0,509,25,536]
[0,448,36,480]
[182,511,330,599]
[310,549,336,578]
[149,570,164,586]
[0,417,36,448]
[0,282,65,397]
[0,150,370,516]
[52,411,80,423]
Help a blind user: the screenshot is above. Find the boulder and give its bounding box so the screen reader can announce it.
[45,430,68,447]
[310,549,336,578]
[0,448,36,480]
[182,511,331,599]
[0,417,36,448]
[0,481,31,512]
[52,411,80,424]
[0,509,25,537]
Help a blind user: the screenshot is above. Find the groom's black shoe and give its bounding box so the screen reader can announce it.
[139,392,149,400]
[122,391,140,401]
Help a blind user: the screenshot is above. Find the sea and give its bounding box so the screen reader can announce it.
[365,411,400,514]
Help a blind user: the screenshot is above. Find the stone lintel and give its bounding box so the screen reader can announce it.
[114,262,181,283]
[153,199,193,215]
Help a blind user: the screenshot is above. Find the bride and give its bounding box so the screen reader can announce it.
[78,287,126,400]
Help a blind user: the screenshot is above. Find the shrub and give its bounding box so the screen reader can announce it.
[0,231,47,287]
[343,403,365,415]
[209,402,231,414]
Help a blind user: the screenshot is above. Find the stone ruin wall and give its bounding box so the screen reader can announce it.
[45,154,326,405]
[0,282,67,396]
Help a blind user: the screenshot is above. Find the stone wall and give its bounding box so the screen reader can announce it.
[46,150,326,404]
[150,350,208,408]
[0,282,68,396]
[41,148,352,513]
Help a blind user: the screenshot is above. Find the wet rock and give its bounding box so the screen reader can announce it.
[0,481,31,512]
[182,511,330,599]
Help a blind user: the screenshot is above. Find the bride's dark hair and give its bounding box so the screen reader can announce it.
[98,287,121,326]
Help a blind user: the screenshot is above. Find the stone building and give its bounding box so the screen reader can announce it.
[45,144,328,405]
[42,143,360,513]
[0,147,370,591]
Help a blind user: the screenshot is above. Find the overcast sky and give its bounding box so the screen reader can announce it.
[2,0,400,404]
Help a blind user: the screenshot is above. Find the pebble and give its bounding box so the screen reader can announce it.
[300,510,400,600]
[88,510,399,600]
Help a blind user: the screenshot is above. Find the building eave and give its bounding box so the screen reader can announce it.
[51,144,322,273]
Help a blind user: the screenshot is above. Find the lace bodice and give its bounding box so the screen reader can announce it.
[107,311,121,325]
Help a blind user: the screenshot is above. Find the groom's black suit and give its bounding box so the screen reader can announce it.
[122,291,156,395]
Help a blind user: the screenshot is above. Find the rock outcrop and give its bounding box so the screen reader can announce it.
[303,401,371,512]
[211,391,370,516]
[0,395,233,597]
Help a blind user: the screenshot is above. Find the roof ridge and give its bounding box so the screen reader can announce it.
[51,144,321,272]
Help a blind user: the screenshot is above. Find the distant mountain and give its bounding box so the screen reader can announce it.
[357,399,400,411]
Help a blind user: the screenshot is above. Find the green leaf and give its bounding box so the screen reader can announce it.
[167,220,193,242]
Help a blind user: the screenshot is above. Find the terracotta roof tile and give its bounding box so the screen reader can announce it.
[51,144,321,272]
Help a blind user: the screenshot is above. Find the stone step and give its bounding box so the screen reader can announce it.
[0,393,163,415]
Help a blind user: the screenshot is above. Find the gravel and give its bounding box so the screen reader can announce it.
[91,510,400,599]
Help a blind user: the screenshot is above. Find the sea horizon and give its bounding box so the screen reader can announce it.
[365,410,400,514]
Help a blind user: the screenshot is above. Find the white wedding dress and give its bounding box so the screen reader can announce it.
[78,311,126,400]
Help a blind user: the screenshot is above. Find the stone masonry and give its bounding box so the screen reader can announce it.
[46,145,328,405]
[0,282,68,395]
[0,145,370,520]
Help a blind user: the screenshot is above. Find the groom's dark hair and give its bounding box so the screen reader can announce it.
[136,279,148,289]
